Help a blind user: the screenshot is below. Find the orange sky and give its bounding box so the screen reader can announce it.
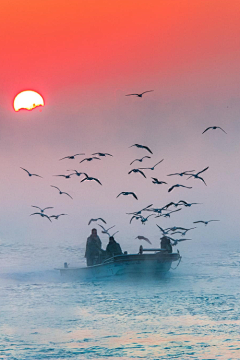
[1,0,240,109]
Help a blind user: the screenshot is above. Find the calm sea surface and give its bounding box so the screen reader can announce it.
[0,238,239,360]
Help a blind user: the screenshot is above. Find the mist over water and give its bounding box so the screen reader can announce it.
[1,236,240,359]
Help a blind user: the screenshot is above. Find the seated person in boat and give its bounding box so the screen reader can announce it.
[106,236,123,258]
[160,236,172,253]
[85,228,103,266]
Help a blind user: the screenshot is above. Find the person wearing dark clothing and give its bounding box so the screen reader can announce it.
[160,236,172,253]
[106,236,123,258]
[85,228,102,266]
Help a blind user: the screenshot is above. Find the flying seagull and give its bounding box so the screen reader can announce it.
[193,220,220,225]
[67,170,84,177]
[53,174,73,179]
[50,214,68,220]
[92,152,113,157]
[202,126,227,134]
[186,167,209,186]
[88,218,107,225]
[170,238,192,246]
[126,204,153,216]
[177,200,201,207]
[151,178,167,185]
[81,174,102,185]
[135,236,152,245]
[130,156,151,165]
[30,213,52,222]
[98,224,116,236]
[156,225,171,236]
[80,157,101,163]
[128,168,146,178]
[167,170,195,177]
[117,192,138,200]
[168,184,192,193]
[140,159,164,171]
[129,144,153,154]
[125,90,154,97]
[31,206,53,213]
[50,185,73,199]
[20,167,42,178]
[59,154,85,160]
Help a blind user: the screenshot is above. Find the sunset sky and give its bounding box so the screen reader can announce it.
[0,1,240,259]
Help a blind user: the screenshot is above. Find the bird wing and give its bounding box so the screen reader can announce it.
[168,185,175,192]
[74,153,85,156]
[167,173,179,176]
[63,192,73,199]
[98,224,106,231]
[43,207,54,211]
[142,145,153,154]
[209,220,220,222]
[197,176,207,186]
[80,177,87,182]
[141,90,154,95]
[30,212,41,216]
[130,192,138,200]
[143,238,152,244]
[128,170,133,174]
[130,159,137,165]
[196,166,209,176]
[112,231,119,237]
[142,156,151,160]
[153,159,164,168]
[116,192,123,198]
[98,218,107,224]
[93,178,102,185]
[138,170,146,178]
[217,127,227,134]
[181,185,192,189]
[31,206,41,210]
[193,221,204,224]
[79,159,87,163]
[151,177,158,181]
[202,127,212,134]
[20,167,30,174]
[156,224,164,232]
[51,185,60,191]
[32,174,43,178]
[59,156,68,160]
[125,94,139,96]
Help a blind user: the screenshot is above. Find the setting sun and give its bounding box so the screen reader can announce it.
[13,90,44,112]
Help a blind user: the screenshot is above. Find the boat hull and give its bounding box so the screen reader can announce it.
[58,252,180,280]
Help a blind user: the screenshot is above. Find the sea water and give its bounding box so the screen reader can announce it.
[0,238,239,360]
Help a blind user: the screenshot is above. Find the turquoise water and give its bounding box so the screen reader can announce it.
[0,240,240,359]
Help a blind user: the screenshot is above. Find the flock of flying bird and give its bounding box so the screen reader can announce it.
[21,90,226,246]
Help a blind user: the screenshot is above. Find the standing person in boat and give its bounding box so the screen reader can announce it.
[106,236,123,258]
[85,228,103,266]
[160,236,172,253]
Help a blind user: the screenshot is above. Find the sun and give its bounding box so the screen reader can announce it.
[13,90,44,112]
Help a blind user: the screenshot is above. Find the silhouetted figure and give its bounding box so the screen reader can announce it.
[160,236,172,253]
[85,228,102,266]
[106,236,122,258]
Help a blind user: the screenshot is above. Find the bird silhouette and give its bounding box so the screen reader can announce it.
[50,214,68,220]
[135,236,152,244]
[186,167,209,186]
[125,90,154,97]
[92,152,113,157]
[167,170,195,177]
[80,157,100,163]
[20,167,42,178]
[31,206,53,213]
[168,184,192,192]
[140,159,164,170]
[88,218,106,225]
[81,174,102,185]
[128,169,146,178]
[50,185,73,199]
[202,126,227,134]
[193,220,219,225]
[129,144,153,154]
[130,156,151,165]
[59,154,85,160]
[117,192,138,200]
[151,178,167,185]
[30,213,52,222]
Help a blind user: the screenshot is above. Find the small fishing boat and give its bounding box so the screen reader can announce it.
[56,246,181,279]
